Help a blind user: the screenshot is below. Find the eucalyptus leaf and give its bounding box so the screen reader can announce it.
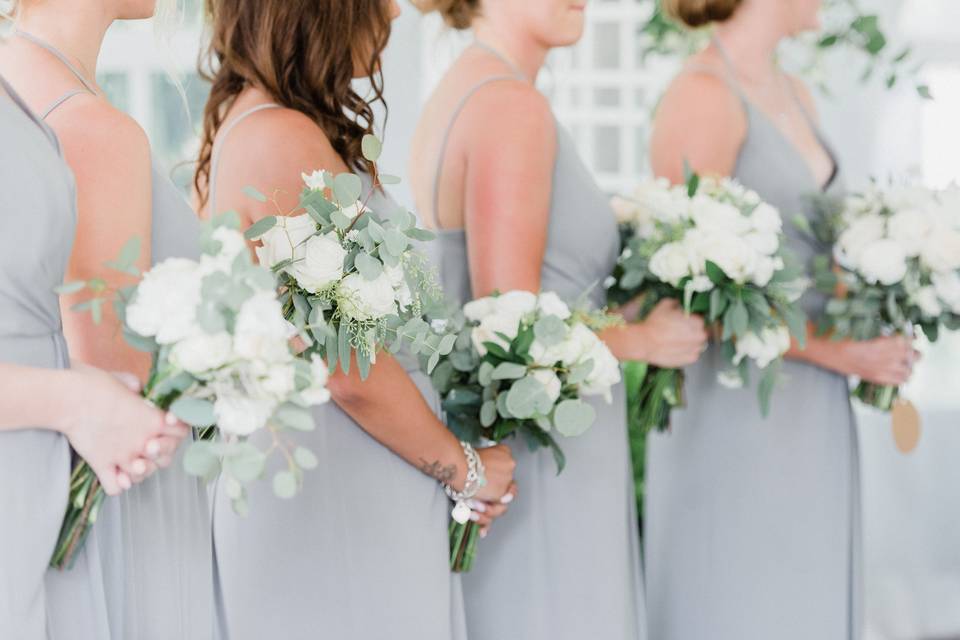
[272,470,298,499]
[244,215,278,240]
[333,173,362,206]
[553,399,596,437]
[170,397,216,428]
[223,442,266,483]
[242,185,268,203]
[492,362,528,380]
[361,134,382,162]
[294,447,319,470]
[183,441,221,478]
[355,252,384,281]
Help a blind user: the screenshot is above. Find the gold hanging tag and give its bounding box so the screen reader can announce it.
[891,398,921,454]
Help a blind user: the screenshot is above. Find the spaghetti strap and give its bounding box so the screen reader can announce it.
[40,89,88,120]
[428,42,525,230]
[208,103,282,215]
[15,30,98,95]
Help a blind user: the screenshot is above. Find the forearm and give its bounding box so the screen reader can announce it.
[327,354,468,490]
[600,320,648,363]
[785,324,849,376]
[0,364,76,433]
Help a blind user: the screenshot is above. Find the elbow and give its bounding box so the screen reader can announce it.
[326,370,370,412]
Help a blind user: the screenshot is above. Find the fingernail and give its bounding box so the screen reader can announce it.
[131,459,146,475]
[500,493,514,505]
[118,473,131,490]
[145,440,161,458]
[469,512,480,522]
[467,499,487,513]
[165,412,178,426]
[480,528,488,538]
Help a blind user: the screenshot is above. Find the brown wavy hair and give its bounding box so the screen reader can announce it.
[195,0,392,207]
[663,0,742,28]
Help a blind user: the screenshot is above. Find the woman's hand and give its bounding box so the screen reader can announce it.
[605,299,708,366]
[57,365,189,496]
[468,481,518,538]
[474,443,516,503]
[790,332,919,386]
[834,336,918,386]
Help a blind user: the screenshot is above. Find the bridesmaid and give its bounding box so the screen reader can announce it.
[0,74,185,639]
[194,1,515,638]
[645,1,916,639]
[409,2,707,639]
[0,2,216,638]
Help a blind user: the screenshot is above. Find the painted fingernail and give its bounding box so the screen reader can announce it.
[165,412,178,426]
[480,528,488,538]
[131,459,146,475]
[145,440,161,459]
[500,493,514,505]
[467,499,487,513]
[469,512,481,522]
[118,473,132,490]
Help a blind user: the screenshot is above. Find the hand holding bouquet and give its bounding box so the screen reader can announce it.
[426,290,622,571]
[608,174,808,433]
[806,183,960,410]
[51,214,330,570]
[245,135,453,379]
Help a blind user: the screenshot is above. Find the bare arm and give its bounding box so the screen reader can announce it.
[49,99,153,379]
[209,108,513,498]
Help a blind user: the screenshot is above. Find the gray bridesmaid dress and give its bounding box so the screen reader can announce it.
[644,46,862,640]
[209,104,467,640]
[13,31,215,640]
[426,46,646,640]
[0,75,75,640]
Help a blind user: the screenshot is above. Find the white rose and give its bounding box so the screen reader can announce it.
[339,272,397,321]
[234,291,296,363]
[733,325,791,369]
[255,214,318,269]
[126,258,201,345]
[494,290,537,316]
[537,291,571,320]
[214,392,276,437]
[887,209,932,258]
[289,233,346,293]
[932,271,960,313]
[531,368,562,403]
[693,231,757,283]
[743,231,779,256]
[913,286,943,318]
[471,312,523,356]
[834,213,886,270]
[202,227,249,273]
[170,331,233,375]
[858,239,908,285]
[577,333,622,403]
[920,229,960,273]
[301,355,331,406]
[245,360,297,401]
[463,296,497,322]
[750,202,783,234]
[649,242,693,286]
[751,255,784,288]
[690,196,752,235]
[302,169,330,191]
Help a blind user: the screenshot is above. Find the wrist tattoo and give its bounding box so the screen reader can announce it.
[419,458,457,484]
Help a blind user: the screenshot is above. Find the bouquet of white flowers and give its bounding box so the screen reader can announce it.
[426,290,622,572]
[245,135,452,379]
[608,174,808,433]
[805,182,960,410]
[51,214,329,570]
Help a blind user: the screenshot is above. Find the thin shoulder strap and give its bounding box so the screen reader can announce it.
[208,103,282,215]
[429,42,525,230]
[0,72,61,151]
[14,30,97,118]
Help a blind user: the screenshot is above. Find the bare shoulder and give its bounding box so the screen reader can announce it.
[462,79,556,152]
[50,96,151,170]
[651,67,747,182]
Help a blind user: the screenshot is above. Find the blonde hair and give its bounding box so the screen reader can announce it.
[662,0,742,28]
[414,0,480,30]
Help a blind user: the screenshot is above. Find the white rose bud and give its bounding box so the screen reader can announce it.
[649,242,693,286]
[339,272,398,321]
[214,393,276,437]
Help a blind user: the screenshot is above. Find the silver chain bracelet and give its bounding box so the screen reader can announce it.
[444,441,486,524]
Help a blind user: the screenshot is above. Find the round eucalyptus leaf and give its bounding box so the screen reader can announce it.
[553,399,596,437]
[293,447,319,470]
[223,442,266,483]
[273,470,299,499]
